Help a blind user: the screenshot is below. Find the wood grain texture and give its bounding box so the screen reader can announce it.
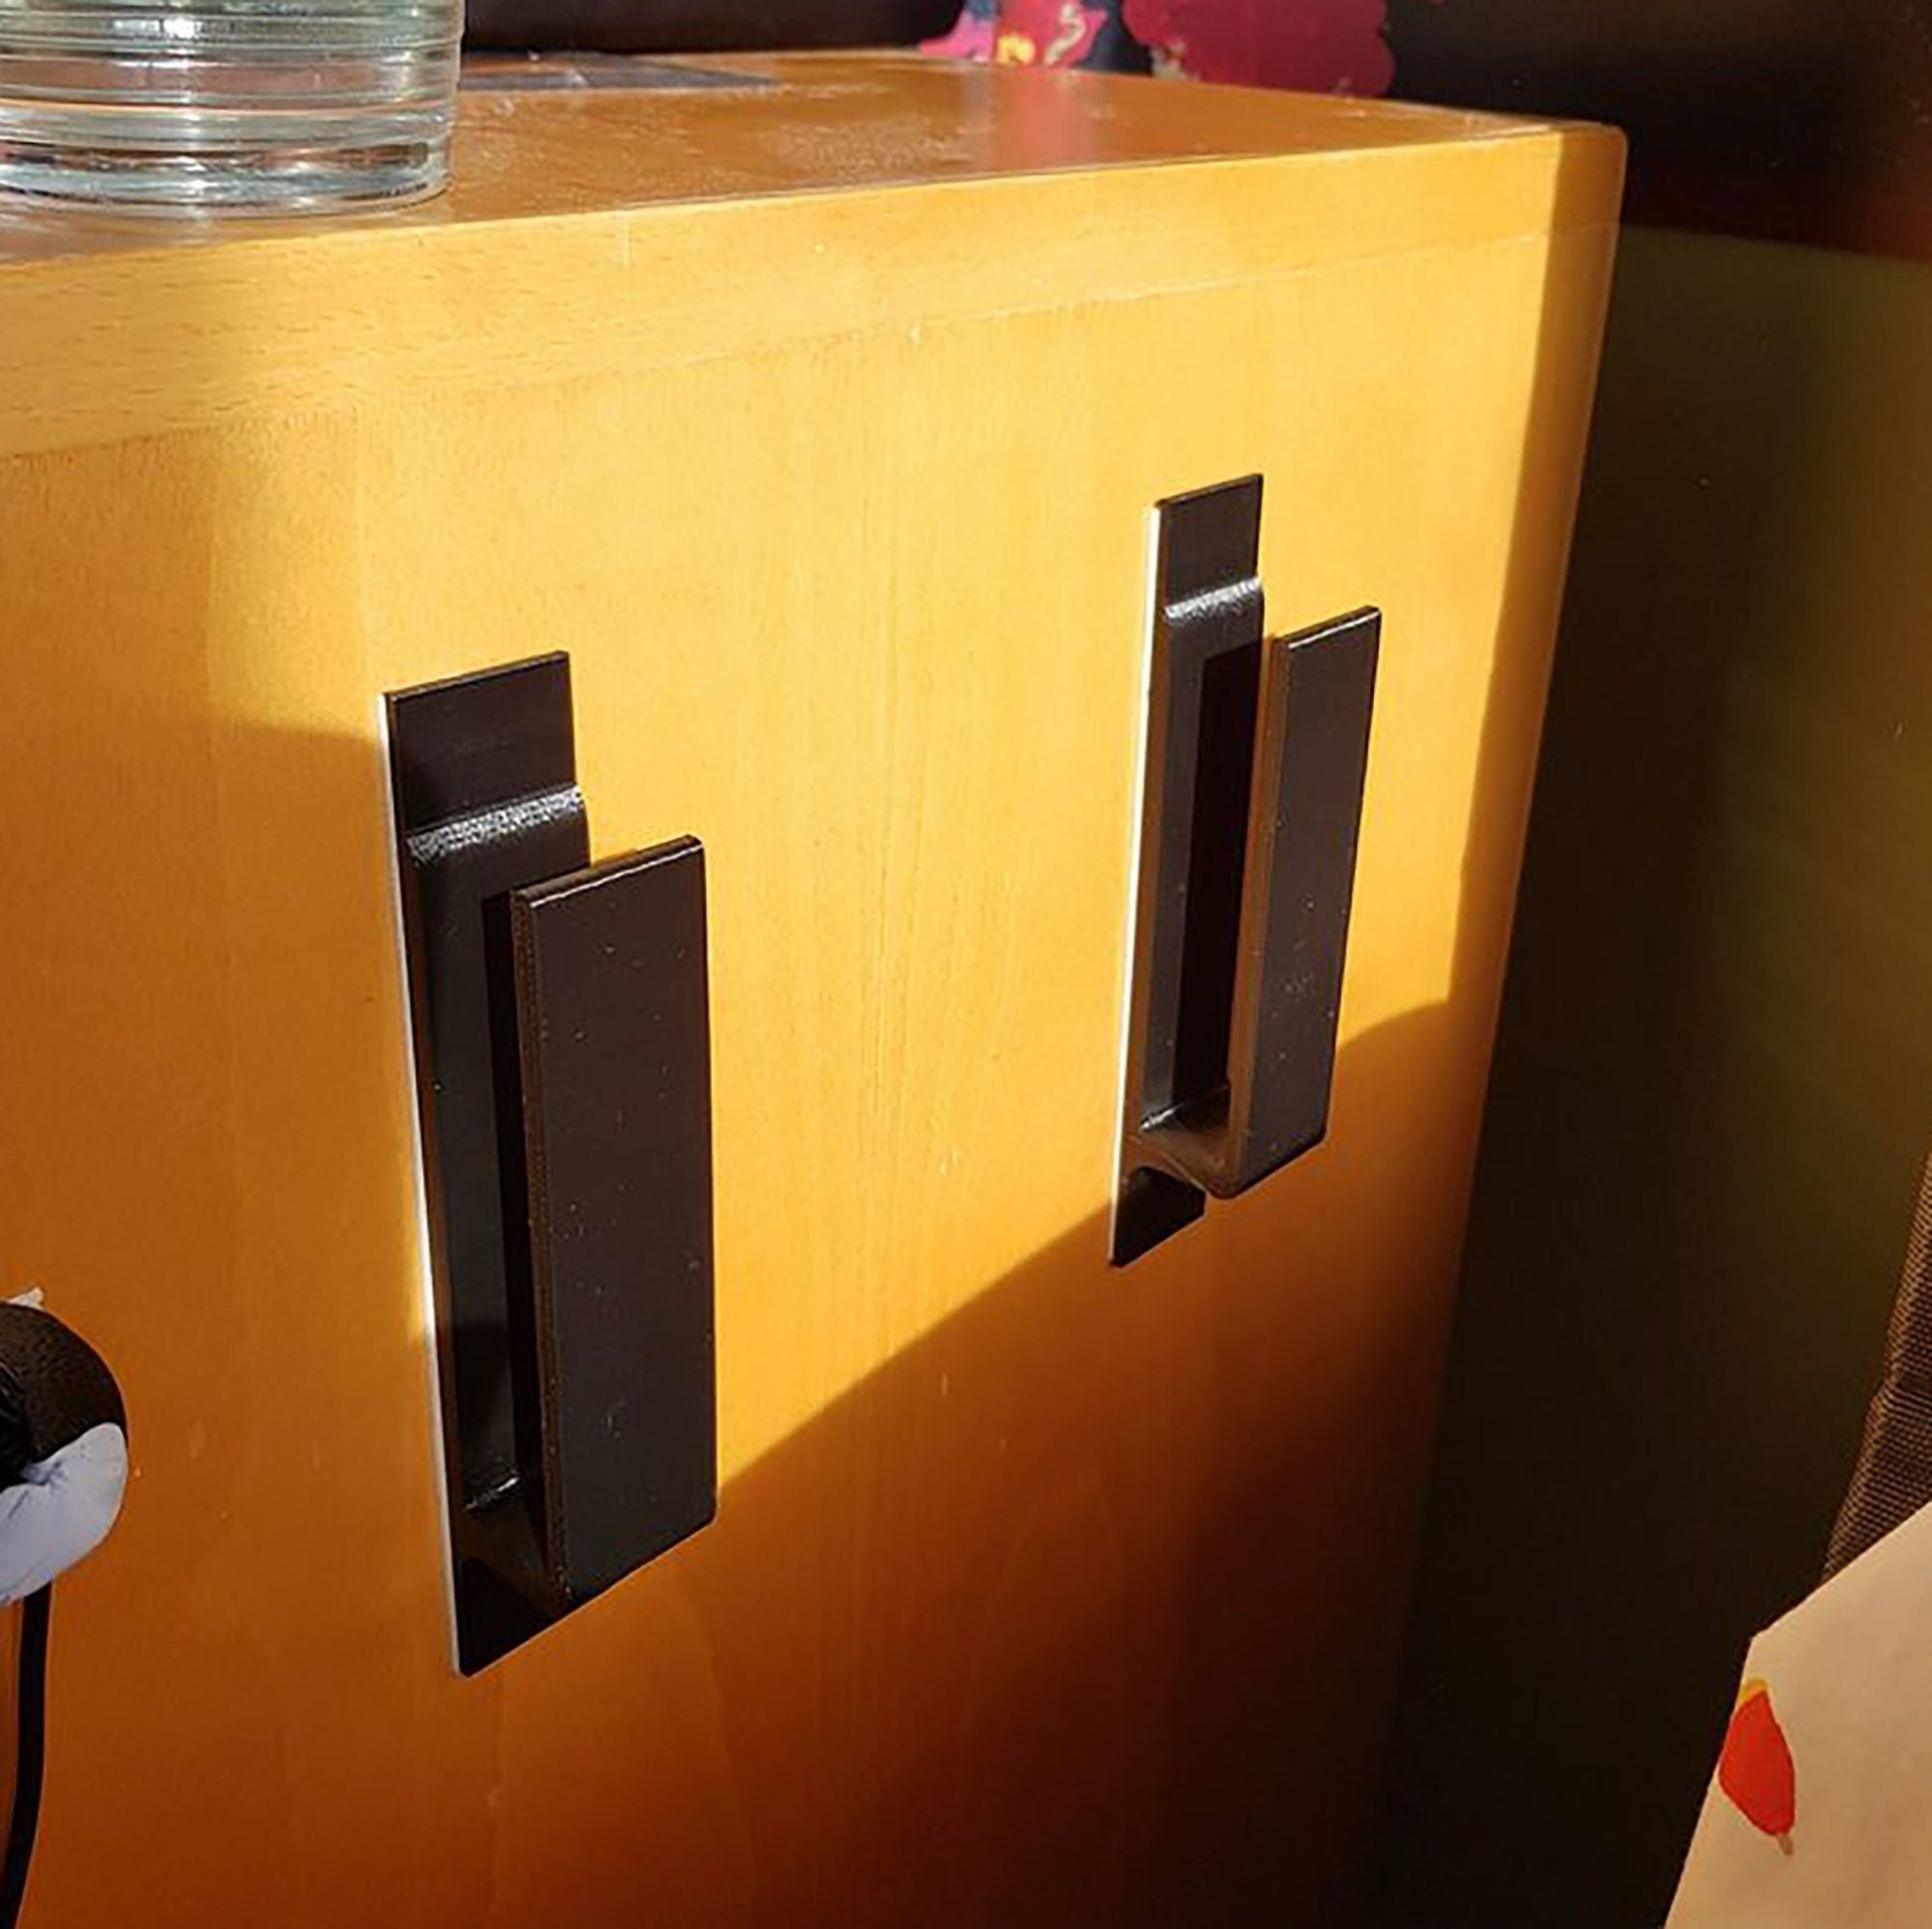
[0,56,1619,1928]
[0,57,1620,459]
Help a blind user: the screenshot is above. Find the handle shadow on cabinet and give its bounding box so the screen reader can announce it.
[388,654,716,1673]
[1113,479,1380,1266]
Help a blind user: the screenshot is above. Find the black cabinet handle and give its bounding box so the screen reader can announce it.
[388,654,715,1673]
[508,844,715,1610]
[1113,480,1379,1265]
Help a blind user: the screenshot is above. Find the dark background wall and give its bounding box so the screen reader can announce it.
[1368,3,1932,1923]
[463,0,954,55]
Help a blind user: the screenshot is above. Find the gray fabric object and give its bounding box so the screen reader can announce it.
[0,1425,128,1606]
[0,1306,129,1604]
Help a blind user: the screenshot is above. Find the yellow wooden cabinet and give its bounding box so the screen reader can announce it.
[0,55,1618,1928]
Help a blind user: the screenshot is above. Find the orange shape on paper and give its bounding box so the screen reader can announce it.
[1719,1678,1797,1855]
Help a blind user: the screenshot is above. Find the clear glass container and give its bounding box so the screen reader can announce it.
[0,0,461,210]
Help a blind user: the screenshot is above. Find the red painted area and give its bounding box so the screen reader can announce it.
[1123,0,1394,93]
[1718,1682,1798,1849]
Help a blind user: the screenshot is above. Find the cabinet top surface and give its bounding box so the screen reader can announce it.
[0,52,1598,269]
[0,53,1621,460]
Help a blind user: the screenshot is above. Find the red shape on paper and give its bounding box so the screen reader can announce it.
[1719,1680,1798,1854]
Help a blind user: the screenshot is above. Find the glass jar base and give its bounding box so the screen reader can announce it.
[0,2,461,214]
[0,130,447,211]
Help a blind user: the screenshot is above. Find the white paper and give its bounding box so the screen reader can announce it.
[1669,1499,1932,1925]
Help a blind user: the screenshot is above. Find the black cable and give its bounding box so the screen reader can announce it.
[0,1587,51,1929]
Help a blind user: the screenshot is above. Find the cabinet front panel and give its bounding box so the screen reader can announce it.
[0,204,1612,1925]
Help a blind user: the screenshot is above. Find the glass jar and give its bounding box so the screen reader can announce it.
[0,0,461,210]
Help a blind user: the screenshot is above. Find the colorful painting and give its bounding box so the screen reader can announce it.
[924,0,1932,265]
[922,0,1395,92]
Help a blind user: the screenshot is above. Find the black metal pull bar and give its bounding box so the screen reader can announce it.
[1113,481,1380,1265]
[388,654,715,1672]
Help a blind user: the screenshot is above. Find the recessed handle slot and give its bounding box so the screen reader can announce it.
[1113,481,1379,1265]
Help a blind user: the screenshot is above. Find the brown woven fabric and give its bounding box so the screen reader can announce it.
[0,1306,125,1474]
[1826,1146,1932,1577]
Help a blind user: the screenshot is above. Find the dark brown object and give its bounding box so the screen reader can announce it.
[464,0,955,55]
[0,1306,126,1487]
[1388,0,1932,263]
[1826,1145,1932,1576]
